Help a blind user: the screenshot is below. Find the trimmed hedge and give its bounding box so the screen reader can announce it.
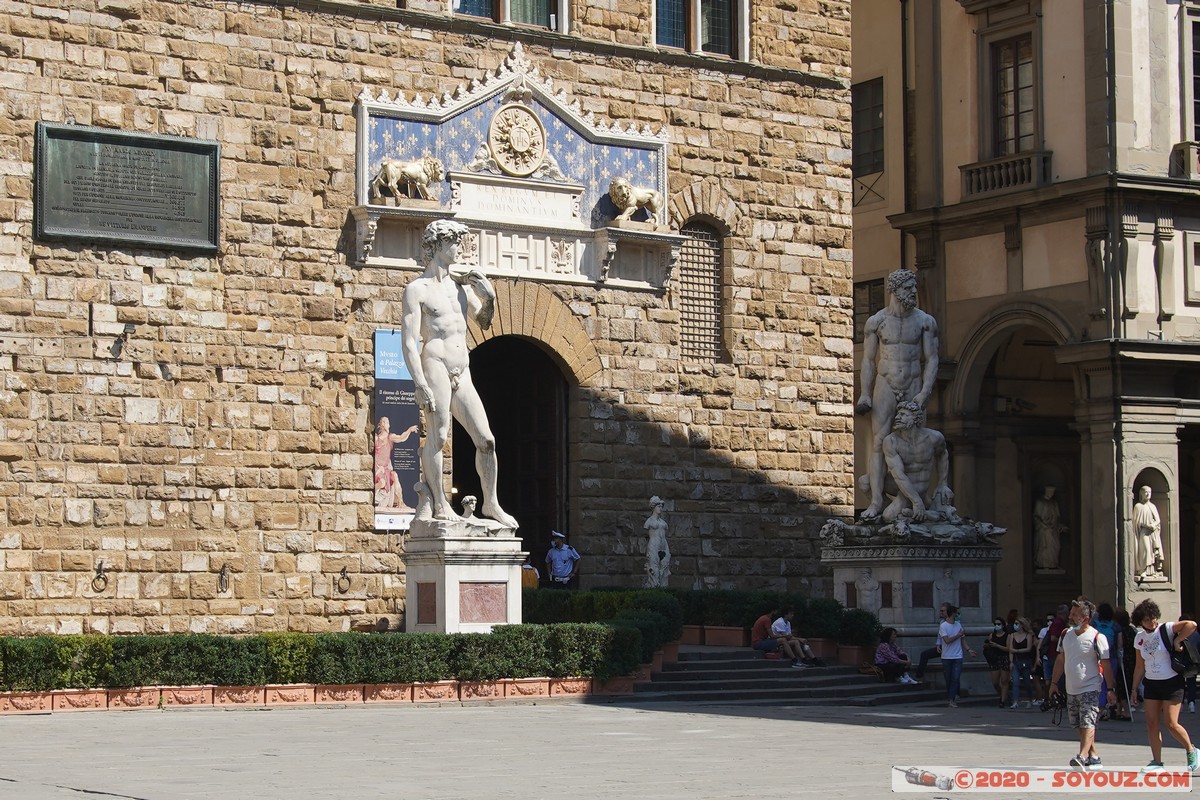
[0,624,640,692]
[547,588,874,646]
[523,589,683,657]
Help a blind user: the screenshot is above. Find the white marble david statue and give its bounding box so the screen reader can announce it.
[401,219,518,529]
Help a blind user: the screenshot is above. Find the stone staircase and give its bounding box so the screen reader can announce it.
[626,648,945,706]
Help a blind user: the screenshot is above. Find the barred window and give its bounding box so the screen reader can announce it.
[679,222,723,361]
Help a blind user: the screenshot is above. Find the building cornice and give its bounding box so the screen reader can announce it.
[887,172,1200,233]
[250,0,846,91]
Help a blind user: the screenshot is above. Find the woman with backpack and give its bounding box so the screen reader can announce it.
[1130,599,1200,772]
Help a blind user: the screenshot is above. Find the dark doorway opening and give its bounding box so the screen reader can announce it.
[452,336,568,573]
[971,325,1078,617]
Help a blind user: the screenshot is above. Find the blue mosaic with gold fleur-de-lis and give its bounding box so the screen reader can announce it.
[367,94,661,226]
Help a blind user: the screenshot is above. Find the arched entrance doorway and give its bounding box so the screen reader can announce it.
[452,335,568,570]
[948,319,1079,618]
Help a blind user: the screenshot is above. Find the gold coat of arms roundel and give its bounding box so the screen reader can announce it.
[488,104,547,177]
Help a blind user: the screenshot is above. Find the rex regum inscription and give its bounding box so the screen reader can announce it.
[35,123,219,252]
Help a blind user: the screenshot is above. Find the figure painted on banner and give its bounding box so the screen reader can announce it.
[855,568,882,614]
[1133,485,1165,580]
[856,268,939,520]
[1033,486,1066,571]
[373,416,418,511]
[644,496,671,588]
[401,219,518,528]
[879,401,954,522]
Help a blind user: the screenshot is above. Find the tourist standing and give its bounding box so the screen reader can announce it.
[939,604,976,707]
[1008,617,1036,708]
[983,616,1011,708]
[1130,599,1199,772]
[1049,598,1115,770]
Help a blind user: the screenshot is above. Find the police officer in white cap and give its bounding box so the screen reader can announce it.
[544,531,579,589]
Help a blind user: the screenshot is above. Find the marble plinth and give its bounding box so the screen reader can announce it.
[402,518,525,633]
[821,543,1003,632]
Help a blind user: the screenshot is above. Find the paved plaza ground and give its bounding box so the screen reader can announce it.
[0,697,1193,799]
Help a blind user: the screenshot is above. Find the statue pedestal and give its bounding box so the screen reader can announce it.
[822,543,1003,632]
[402,518,525,633]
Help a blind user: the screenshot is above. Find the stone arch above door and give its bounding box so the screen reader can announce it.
[947,302,1077,416]
[465,280,602,385]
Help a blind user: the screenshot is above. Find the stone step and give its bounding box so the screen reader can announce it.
[656,665,859,681]
[623,685,943,705]
[637,674,927,694]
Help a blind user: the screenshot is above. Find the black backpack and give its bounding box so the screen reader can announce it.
[1159,624,1200,679]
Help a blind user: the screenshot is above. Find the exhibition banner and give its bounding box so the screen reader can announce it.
[373,330,420,531]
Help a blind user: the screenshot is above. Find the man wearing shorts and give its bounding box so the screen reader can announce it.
[751,608,808,668]
[1050,598,1116,771]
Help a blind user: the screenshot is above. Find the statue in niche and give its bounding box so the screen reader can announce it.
[855,269,939,521]
[855,568,881,613]
[1033,486,1066,571]
[401,220,518,529]
[644,496,671,588]
[1133,485,1166,580]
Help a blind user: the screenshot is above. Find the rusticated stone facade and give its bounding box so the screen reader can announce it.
[0,0,852,634]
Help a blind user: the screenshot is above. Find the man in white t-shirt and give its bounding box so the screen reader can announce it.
[1050,598,1115,771]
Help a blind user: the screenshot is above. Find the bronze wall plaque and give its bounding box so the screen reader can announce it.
[35,123,219,252]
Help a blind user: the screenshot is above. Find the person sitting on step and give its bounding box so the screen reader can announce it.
[876,627,919,685]
[772,607,826,668]
[751,607,812,668]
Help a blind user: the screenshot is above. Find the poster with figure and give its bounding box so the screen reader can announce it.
[374,330,420,531]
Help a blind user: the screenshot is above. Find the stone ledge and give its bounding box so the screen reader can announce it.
[0,677,630,714]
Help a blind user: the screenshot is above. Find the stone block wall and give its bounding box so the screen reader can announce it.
[0,0,852,634]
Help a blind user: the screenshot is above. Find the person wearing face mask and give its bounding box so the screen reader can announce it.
[1050,597,1116,771]
[983,616,1011,708]
[1008,617,1036,708]
[1130,599,1199,773]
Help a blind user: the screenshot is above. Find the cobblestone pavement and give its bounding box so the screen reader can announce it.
[0,699,1191,799]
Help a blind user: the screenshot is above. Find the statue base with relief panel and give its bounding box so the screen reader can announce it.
[402,518,525,633]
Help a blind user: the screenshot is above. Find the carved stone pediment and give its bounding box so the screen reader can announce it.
[352,43,679,290]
